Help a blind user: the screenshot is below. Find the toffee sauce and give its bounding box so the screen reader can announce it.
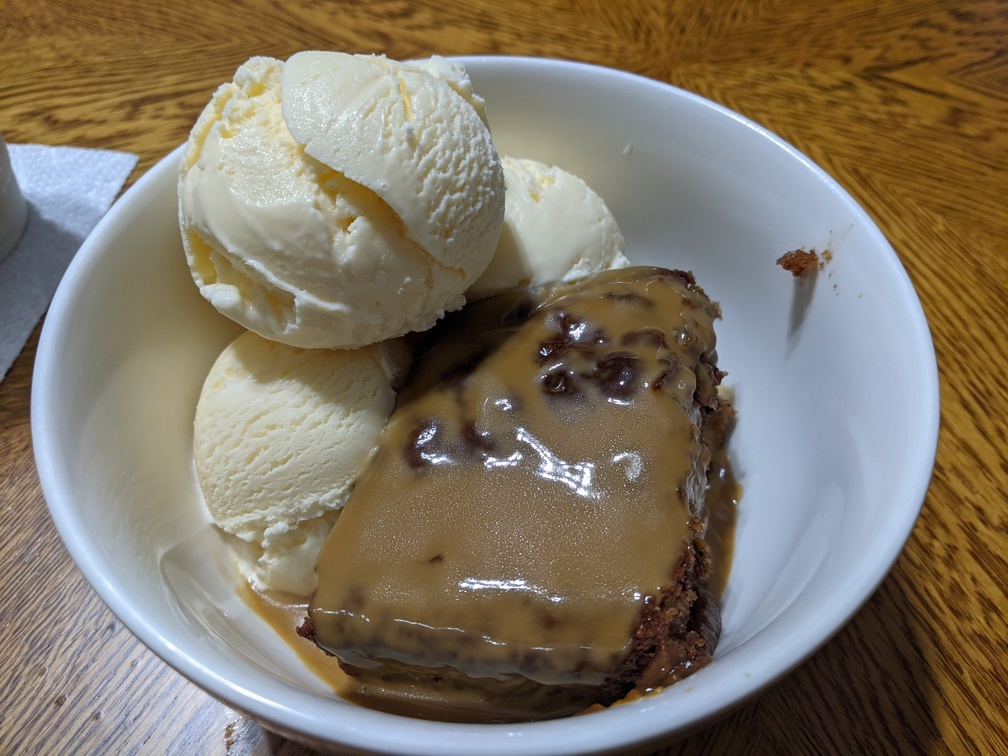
[247,267,739,722]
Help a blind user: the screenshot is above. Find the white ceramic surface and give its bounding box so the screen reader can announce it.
[32,56,939,754]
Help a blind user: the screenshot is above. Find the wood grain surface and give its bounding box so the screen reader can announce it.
[2,0,1006,752]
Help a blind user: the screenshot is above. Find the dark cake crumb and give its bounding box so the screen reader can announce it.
[296,616,319,643]
[777,248,819,276]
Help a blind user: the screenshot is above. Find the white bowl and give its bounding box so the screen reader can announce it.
[32,56,939,754]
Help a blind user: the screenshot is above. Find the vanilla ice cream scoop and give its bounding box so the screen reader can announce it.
[194,331,410,595]
[467,157,628,300]
[282,51,502,272]
[179,54,505,349]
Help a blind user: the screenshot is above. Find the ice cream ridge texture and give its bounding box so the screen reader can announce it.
[303,266,732,721]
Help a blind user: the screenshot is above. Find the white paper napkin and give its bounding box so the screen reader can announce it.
[0,144,139,380]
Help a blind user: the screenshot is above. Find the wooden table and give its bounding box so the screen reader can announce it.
[2,1,1006,752]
